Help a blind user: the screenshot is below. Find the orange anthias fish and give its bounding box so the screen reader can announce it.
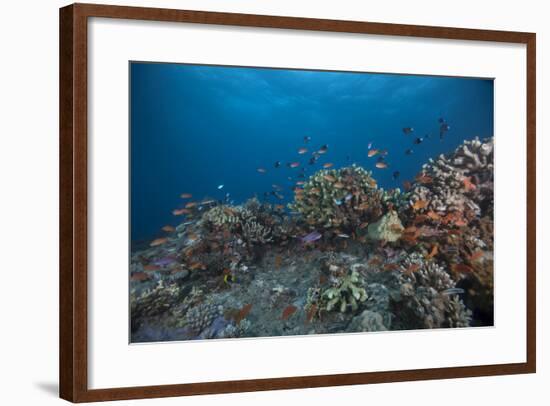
[375,162,388,169]
[426,211,441,221]
[323,163,334,169]
[463,176,477,191]
[274,255,282,269]
[368,149,379,157]
[150,237,168,247]
[469,251,485,262]
[383,263,399,272]
[451,263,474,274]
[185,202,197,209]
[323,174,336,182]
[298,147,308,154]
[412,200,429,211]
[305,304,318,323]
[143,264,161,272]
[162,225,175,232]
[172,208,186,216]
[235,303,253,325]
[403,263,420,276]
[413,214,430,225]
[180,193,193,199]
[415,174,433,184]
[289,162,300,168]
[425,244,438,259]
[281,305,297,321]
[368,256,382,266]
[131,272,151,282]
[334,182,345,189]
[454,218,468,227]
[189,262,206,271]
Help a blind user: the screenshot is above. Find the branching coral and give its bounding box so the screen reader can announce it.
[130,280,185,335]
[395,253,472,329]
[202,199,274,245]
[321,270,368,313]
[179,302,223,335]
[242,220,272,244]
[406,137,494,218]
[288,165,385,231]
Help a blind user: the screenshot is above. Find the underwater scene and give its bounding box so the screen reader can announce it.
[130,62,494,343]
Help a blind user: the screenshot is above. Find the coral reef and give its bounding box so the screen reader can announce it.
[130,137,493,342]
[367,210,404,242]
[321,270,368,313]
[178,302,224,336]
[406,137,493,217]
[394,253,472,329]
[288,165,385,232]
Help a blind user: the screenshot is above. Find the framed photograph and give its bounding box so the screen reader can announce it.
[59,3,536,402]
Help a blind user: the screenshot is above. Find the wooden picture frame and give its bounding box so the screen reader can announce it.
[59,3,536,402]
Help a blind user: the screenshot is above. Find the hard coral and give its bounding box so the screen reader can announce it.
[395,253,472,329]
[321,270,368,313]
[407,137,494,218]
[289,165,385,231]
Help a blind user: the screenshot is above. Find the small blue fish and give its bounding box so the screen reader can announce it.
[300,231,322,244]
[152,257,177,267]
[344,194,353,202]
[217,184,224,190]
[334,198,343,206]
[441,288,465,296]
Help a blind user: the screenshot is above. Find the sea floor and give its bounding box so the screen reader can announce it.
[130,239,491,343]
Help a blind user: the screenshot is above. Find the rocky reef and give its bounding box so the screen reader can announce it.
[130,137,494,342]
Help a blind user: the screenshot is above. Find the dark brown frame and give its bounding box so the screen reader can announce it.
[60,3,536,402]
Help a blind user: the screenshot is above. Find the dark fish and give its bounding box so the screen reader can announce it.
[274,161,282,168]
[393,171,400,179]
[402,127,414,134]
[414,137,423,145]
[376,156,385,163]
[308,157,317,165]
[304,136,311,143]
[318,144,329,154]
[439,118,451,139]
[405,148,414,155]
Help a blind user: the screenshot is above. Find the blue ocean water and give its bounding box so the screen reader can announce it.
[130,62,493,246]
